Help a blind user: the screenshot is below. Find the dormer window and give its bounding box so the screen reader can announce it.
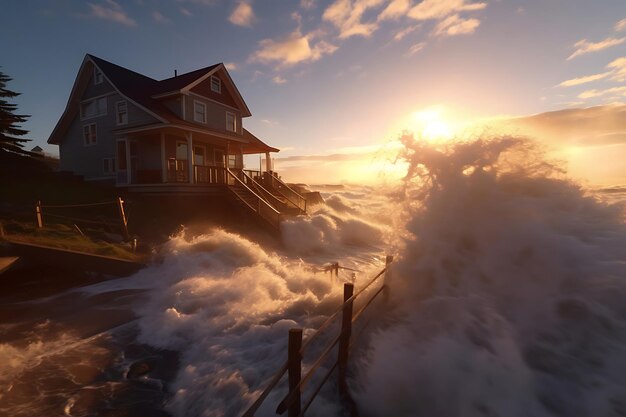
[94,67,103,85]
[194,100,207,123]
[210,76,221,93]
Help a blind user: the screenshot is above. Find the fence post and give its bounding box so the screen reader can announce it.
[35,200,43,229]
[383,255,393,301]
[288,328,303,417]
[338,283,354,397]
[116,197,129,239]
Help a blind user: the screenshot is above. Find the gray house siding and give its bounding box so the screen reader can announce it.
[183,94,242,136]
[59,77,160,180]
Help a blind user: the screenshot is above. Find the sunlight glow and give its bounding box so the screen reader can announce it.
[408,106,455,142]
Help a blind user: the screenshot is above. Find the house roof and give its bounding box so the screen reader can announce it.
[48,54,262,147]
[242,129,280,154]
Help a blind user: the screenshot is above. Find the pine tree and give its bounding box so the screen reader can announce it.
[0,69,31,154]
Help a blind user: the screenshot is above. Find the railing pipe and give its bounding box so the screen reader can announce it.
[338,283,354,397]
[288,328,303,417]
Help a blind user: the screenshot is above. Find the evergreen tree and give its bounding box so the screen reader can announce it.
[0,69,31,154]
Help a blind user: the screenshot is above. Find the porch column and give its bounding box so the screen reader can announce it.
[160,133,166,183]
[265,152,271,172]
[187,132,194,184]
[125,139,131,184]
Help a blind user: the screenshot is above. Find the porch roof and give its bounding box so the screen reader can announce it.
[242,129,279,154]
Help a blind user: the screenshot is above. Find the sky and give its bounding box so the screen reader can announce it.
[1,0,625,185]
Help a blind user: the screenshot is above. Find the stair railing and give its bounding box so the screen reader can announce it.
[240,170,286,211]
[225,168,281,229]
[263,172,307,214]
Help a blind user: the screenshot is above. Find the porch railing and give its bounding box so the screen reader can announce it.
[239,170,286,211]
[166,159,188,183]
[264,172,307,213]
[194,165,224,184]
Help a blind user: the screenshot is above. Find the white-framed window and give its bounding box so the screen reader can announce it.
[81,96,107,119]
[94,67,103,85]
[116,100,128,125]
[226,112,236,132]
[210,76,221,93]
[103,157,116,175]
[194,100,207,123]
[83,123,97,146]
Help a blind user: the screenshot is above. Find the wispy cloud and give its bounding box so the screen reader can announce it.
[408,0,486,21]
[229,1,255,27]
[615,17,626,32]
[378,0,410,21]
[393,24,420,41]
[608,57,626,81]
[322,0,385,39]
[180,7,193,17]
[432,14,480,37]
[249,30,338,67]
[578,86,626,99]
[152,10,171,24]
[558,72,611,87]
[224,62,237,71]
[567,37,625,60]
[405,41,426,56]
[87,0,136,27]
[300,0,316,10]
[272,76,288,84]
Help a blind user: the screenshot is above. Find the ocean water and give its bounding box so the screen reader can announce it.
[1,135,625,417]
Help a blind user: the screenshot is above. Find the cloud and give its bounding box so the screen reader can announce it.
[578,86,626,99]
[152,10,171,24]
[615,18,626,32]
[229,2,255,27]
[495,104,626,147]
[272,76,288,84]
[249,30,338,67]
[300,0,316,9]
[567,37,625,60]
[432,14,480,37]
[378,0,411,21]
[224,62,237,71]
[408,0,486,20]
[405,41,426,56]
[608,57,626,81]
[323,0,385,39]
[558,72,610,87]
[180,7,193,17]
[87,0,136,27]
[393,24,420,41]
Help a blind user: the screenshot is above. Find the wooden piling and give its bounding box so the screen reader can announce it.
[116,197,129,239]
[35,200,43,229]
[287,328,303,417]
[338,283,354,397]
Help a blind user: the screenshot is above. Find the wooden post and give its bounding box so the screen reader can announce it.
[288,328,303,417]
[338,283,354,397]
[35,200,43,229]
[117,197,129,239]
[383,255,393,300]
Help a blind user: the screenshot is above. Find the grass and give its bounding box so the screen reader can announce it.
[1,220,145,262]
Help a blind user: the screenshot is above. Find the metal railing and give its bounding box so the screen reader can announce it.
[239,170,286,211]
[263,172,307,214]
[226,168,282,229]
[241,255,394,417]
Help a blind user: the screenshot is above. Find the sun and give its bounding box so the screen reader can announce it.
[408,106,454,142]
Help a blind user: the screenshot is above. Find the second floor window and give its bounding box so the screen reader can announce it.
[83,124,97,146]
[116,101,128,125]
[210,76,221,93]
[226,112,236,132]
[194,101,206,123]
[81,96,107,119]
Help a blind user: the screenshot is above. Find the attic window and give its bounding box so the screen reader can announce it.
[210,76,221,93]
[94,67,103,85]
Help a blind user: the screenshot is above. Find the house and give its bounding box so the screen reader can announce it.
[47,54,306,228]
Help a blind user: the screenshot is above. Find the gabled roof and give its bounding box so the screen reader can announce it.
[48,54,256,144]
